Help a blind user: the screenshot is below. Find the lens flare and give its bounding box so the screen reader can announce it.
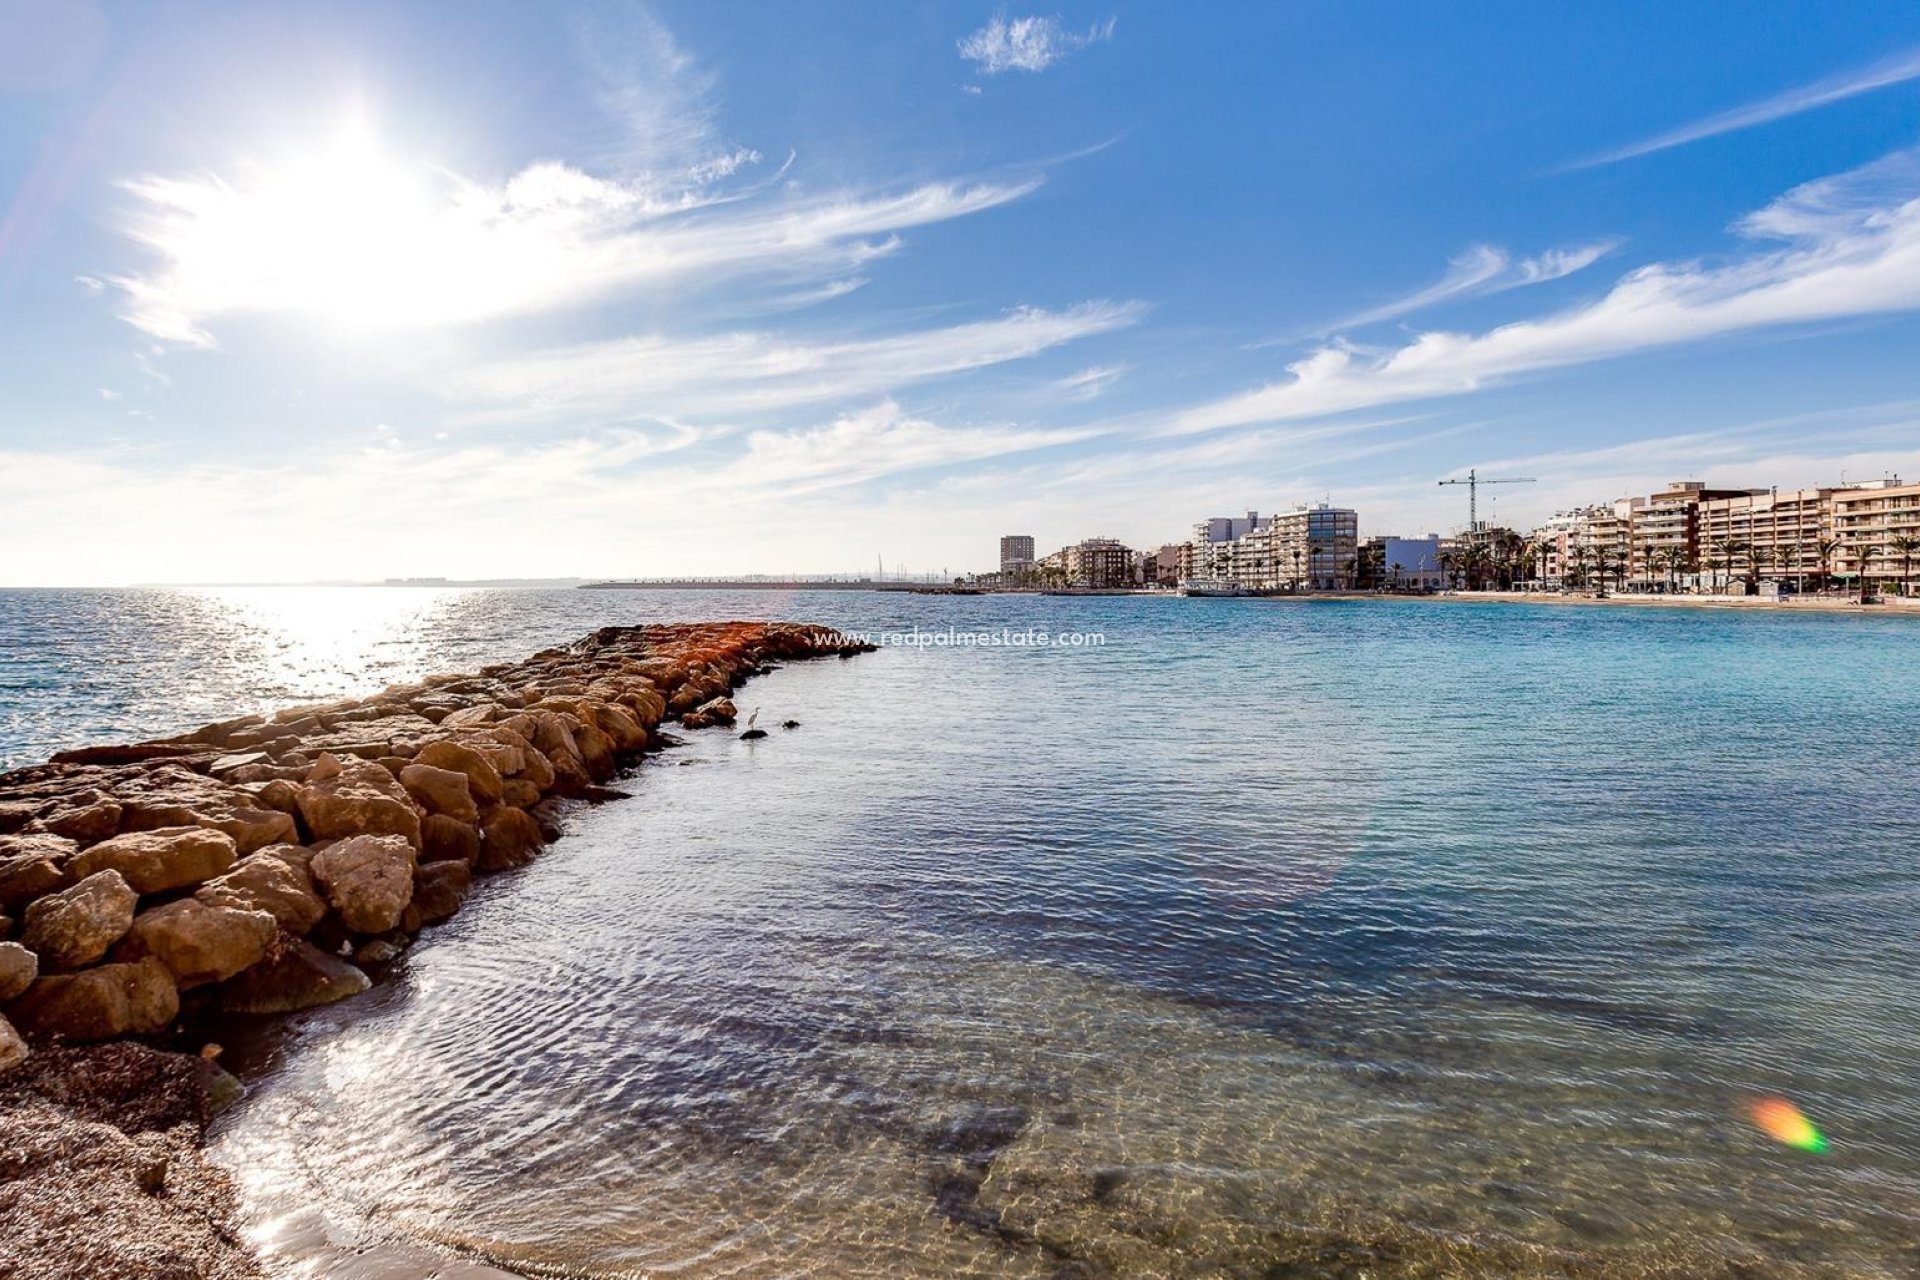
[1750,1097,1828,1153]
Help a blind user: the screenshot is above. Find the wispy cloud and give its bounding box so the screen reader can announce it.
[444,301,1146,424]
[111,142,1039,347]
[1567,45,1920,170]
[1331,239,1619,330]
[959,14,1115,76]
[1177,148,1920,434]
[1056,362,1126,399]
[0,400,1097,584]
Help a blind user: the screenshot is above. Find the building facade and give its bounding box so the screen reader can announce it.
[1063,537,1136,588]
[998,534,1036,581]
[1833,480,1920,590]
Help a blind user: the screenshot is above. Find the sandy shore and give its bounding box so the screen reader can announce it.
[1334,589,1920,616]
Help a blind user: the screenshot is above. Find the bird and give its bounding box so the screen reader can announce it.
[747,707,760,730]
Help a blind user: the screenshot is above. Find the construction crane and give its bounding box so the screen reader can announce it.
[1438,468,1535,540]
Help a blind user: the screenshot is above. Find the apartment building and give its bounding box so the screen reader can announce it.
[1268,504,1360,590]
[1063,537,1137,588]
[998,534,1036,580]
[1188,512,1270,583]
[1694,488,1838,588]
[1833,480,1920,587]
[1626,481,1762,589]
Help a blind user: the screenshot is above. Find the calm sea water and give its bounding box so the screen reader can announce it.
[4,587,1919,1277]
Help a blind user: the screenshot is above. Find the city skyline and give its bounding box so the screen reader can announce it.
[7,3,1920,584]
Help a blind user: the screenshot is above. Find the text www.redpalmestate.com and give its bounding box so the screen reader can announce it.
[806,626,1108,648]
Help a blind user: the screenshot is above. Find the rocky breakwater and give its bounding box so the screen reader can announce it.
[0,621,865,1278]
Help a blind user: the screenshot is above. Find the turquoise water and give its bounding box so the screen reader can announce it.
[4,588,1919,1276]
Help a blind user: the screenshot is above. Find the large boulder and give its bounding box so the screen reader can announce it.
[118,898,277,988]
[529,715,594,795]
[0,1014,25,1074]
[194,850,327,935]
[398,763,480,823]
[0,833,77,910]
[297,756,423,849]
[419,814,482,866]
[309,833,415,933]
[414,739,504,804]
[404,860,471,930]
[31,794,123,845]
[491,727,554,789]
[477,807,544,872]
[221,938,370,1014]
[8,957,179,1041]
[20,871,138,972]
[0,941,38,1003]
[68,826,236,895]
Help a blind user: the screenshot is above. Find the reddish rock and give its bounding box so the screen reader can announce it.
[309,833,415,934]
[220,937,370,1014]
[419,814,482,866]
[242,777,302,813]
[21,871,139,972]
[0,940,38,1003]
[414,739,505,803]
[477,807,544,872]
[68,826,237,895]
[195,851,327,935]
[9,957,179,1041]
[118,899,277,988]
[398,762,480,823]
[0,833,77,910]
[499,777,543,809]
[0,1014,24,1074]
[296,756,423,849]
[32,795,123,845]
[404,860,471,930]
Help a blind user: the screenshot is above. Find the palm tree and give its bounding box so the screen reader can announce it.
[1888,533,1920,598]
[1709,537,1748,594]
[1528,537,1555,591]
[1662,545,1693,593]
[1814,536,1841,594]
[1854,542,1882,604]
[1747,544,1775,594]
[1569,543,1593,591]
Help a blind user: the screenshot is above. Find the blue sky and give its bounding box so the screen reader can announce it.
[4,0,1920,583]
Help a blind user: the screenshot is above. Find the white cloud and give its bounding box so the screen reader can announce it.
[1178,149,1920,434]
[1568,45,1920,170]
[0,401,1094,584]
[1331,239,1618,330]
[111,128,1039,347]
[97,387,120,401]
[959,14,1115,76]
[1056,362,1126,399]
[445,301,1143,424]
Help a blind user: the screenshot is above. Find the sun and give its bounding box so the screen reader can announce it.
[130,114,523,335]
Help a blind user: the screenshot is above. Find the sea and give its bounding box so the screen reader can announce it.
[2,586,1918,1278]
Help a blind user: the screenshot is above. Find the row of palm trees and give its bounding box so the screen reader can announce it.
[1432,531,1920,599]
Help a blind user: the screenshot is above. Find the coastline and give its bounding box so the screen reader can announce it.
[0,621,868,1279]
[1254,588,1920,616]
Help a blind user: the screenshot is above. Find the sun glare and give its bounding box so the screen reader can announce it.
[131,116,578,335]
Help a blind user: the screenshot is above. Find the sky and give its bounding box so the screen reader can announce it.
[4,0,1920,585]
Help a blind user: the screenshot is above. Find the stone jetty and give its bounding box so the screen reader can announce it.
[0,621,868,1064]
